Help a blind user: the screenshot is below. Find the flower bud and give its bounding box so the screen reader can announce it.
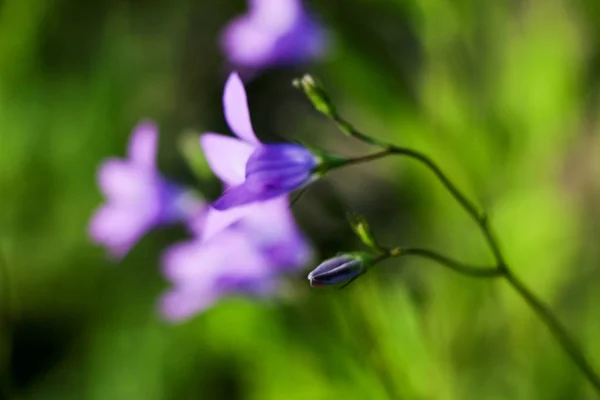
[308,252,378,288]
[293,74,337,118]
[347,213,381,252]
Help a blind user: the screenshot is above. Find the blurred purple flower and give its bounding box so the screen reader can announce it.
[89,121,207,259]
[201,72,318,210]
[221,0,327,71]
[160,196,312,321]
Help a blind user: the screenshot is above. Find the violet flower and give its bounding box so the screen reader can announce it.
[221,0,326,72]
[89,121,206,259]
[201,72,319,210]
[160,196,312,321]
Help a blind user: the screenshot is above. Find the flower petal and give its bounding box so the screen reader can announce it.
[221,17,277,68]
[245,143,317,176]
[202,204,254,242]
[160,288,218,322]
[237,196,312,269]
[250,0,301,34]
[200,133,255,186]
[202,197,311,269]
[161,239,217,285]
[98,159,155,205]
[89,205,150,259]
[163,230,270,285]
[223,72,260,144]
[160,230,272,320]
[128,120,158,169]
[211,182,270,210]
[212,166,311,210]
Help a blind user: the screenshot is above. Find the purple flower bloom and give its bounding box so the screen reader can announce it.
[160,196,312,321]
[221,0,327,71]
[201,72,319,210]
[89,121,207,259]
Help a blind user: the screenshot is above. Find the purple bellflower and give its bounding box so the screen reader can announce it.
[89,121,207,259]
[201,72,319,210]
[221,0,327,72]
[160,195,312,321]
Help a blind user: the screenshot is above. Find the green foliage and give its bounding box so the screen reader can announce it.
[0,0,599,398]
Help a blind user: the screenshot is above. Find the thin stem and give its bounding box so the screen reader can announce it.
[331,149,393,168]
[332,114,391,148]
[328,124,484,224]
[329,115,600,394]
[392,247,502,278]
[502,270,600,392]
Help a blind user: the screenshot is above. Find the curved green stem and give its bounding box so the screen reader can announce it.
[392,247,502,278]
[328,116,600,394]
[502,269,600,392]
[338,148,483,221]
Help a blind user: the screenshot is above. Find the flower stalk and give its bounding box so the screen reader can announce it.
[299,76,600,394]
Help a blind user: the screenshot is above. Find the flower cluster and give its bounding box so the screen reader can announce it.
[89,0,331,320]
[90,72,322,320]
[161,73,317,320]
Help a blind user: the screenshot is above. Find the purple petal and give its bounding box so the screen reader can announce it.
[160,288,218,322]
[201,204,256,243]
[128,120,158,169]
[203,197,311,269]
[223,72,260,144]
[239,196,312,269]
[89,205,150,259]
[267,14,327,65]
[245,144,317,175]
[162,239,217,285]
[160,230,274,320]
[249,0,301,34]
[212,168,310,210]
[163,230,270,286]
[98,160,157,205]
[200,133,255,186]
[211,183,268,210]
[221,17,276,68]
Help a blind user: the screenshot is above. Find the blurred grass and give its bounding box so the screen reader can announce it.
[1,0,599,399]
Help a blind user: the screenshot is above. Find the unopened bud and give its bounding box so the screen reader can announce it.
[308,252,378,288]
[293,74,337,118]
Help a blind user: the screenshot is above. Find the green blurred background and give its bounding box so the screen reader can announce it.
[1,0,600,398]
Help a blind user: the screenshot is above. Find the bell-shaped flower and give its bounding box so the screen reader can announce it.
[201,72,319,210]
[89,121,207,259]
[160,196,312,321]
[221,0,327,72]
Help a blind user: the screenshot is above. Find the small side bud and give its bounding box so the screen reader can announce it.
[293,74,337,118]
[308,252,379,288]
[347,213,381,252]
[178,131,212,181]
